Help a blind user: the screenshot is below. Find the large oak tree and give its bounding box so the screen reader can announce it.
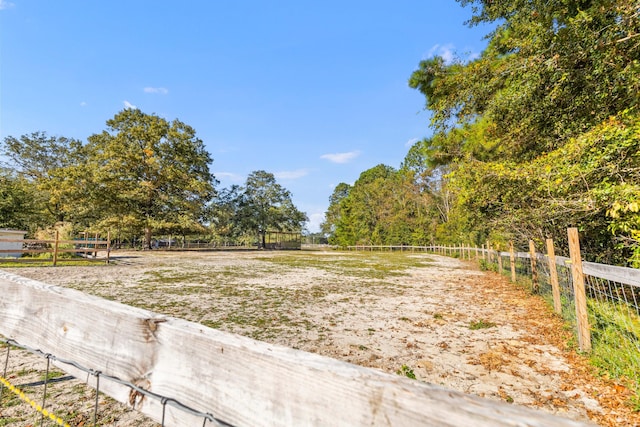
[87,109,216,249]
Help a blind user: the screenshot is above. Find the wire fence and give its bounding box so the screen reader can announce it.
[0,338,232,427]
[484,245,640,403]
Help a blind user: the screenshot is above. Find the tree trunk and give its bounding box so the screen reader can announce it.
[144,227,153,250]
[261,231,266,249]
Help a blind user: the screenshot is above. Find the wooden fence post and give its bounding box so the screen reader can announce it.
[497,247,503,273]
[509,241,516,282]
[546,238,562,315]
[482,244,486,261]
[529,240,539,293]
[486,241,491,263]
[53,230,60,267]
[106,231,111,264]
[567,228,592,352]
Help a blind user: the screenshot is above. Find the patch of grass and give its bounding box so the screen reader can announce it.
[263,251,433,280]
[40,370,66,382]
[396,364,416,379]
[469,319,497,330]
[433,312,444,320]
[587,298,640,407]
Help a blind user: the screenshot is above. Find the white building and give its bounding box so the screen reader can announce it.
[0,229,27,258]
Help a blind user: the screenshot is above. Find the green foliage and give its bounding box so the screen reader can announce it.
[326,164,434,246]
[1,132,89,226]
[586,298,640,406]
[396,364,416,380]
[402,0,640,265]
[0,169,43,232]
[86,109,216,248]
[235,170,307,247]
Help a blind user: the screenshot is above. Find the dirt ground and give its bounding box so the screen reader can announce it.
[1,249,639,426]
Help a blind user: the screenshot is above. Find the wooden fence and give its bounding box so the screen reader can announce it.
[0,231,110,266]
[0,270,590,426]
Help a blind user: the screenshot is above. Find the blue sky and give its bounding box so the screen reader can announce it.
[0,1,492,232]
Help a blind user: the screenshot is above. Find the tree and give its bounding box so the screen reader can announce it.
[236,170,307,248]
[86,109,216,249]
[0,169,44,231]
[325,164,433,246]
[208,185,244,244]
[1,131,89,224]
[320,182,351,240]
[404,0,640,264]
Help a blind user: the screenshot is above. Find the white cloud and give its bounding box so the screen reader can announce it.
[80,101,88,107]
[275,169,309,180]
[320,150,361,164]
[306,212,325,233]
[214,172,244,183]
[144,87,169,95]
[405,137,420,148]
[0,1,15,10]
[123,100,137,109]
[427,44,456,65]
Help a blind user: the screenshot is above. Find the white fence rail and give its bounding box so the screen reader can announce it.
[0,270,590,426]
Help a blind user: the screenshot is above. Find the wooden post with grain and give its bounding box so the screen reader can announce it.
[567,228,592,352]
[529,240,539,293]
[106,231,111,264]
[546,238,562,315]
[509,241,516,282]
[53,230,60,267]
[0,271,590,427]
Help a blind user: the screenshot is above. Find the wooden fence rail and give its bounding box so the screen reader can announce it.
[0,231,110,266]
[0,270,589,427]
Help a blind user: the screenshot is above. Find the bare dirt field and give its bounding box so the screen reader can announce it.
[2,249,639,426]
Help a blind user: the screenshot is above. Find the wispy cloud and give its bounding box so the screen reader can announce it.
[80,101,88,107]
[275,169,309,180]
[320,151,361,164]
[427,44,456,65]
[123,100,137,109]
[0,1,15,10]
[307,212,325,233]
[144,87,169,95]
[214,172,244,183]
[405,137,420,148]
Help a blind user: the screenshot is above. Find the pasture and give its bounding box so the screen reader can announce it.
[1,250,635,426]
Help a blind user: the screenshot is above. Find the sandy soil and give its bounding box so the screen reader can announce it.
[1,250,638,426]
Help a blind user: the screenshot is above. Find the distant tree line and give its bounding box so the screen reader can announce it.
[322,0,640,266]
[0,109,307,248]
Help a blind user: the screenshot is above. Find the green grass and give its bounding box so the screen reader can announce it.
[469,319,497,330]
[586,298,640,409]
[262,251,433,279]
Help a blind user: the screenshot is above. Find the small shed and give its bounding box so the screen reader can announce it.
[264,231,302,250]
[0,229,27,258]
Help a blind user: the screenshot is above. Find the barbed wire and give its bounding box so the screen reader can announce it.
[1,338,234,427]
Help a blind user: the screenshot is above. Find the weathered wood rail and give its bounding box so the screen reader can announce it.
[0,231,110,265]
[0,270,591,426]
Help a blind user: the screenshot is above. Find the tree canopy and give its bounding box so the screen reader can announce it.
[86,109,217,248]
[1,110,307,248]
[325,0,640,266]
[234,170,308,248]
